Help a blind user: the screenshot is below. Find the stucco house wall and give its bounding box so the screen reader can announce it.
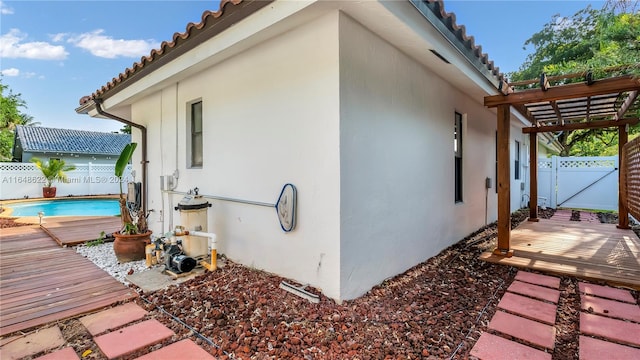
[77,1,558,301]
[338,14,519,298]
[132,12,343,299]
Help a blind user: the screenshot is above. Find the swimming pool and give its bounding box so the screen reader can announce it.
[5,199,120,217]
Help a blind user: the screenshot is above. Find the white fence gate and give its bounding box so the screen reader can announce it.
[0,163,133,200]
[538,156,618,211]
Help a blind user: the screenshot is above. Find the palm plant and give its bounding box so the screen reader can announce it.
[30,158,76,188]
[115,143,147,234]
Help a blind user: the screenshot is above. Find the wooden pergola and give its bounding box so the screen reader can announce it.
[484,73,640,256]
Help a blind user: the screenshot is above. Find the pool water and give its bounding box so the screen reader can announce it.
[7,199,120,217]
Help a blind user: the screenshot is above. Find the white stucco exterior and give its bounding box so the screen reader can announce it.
[85,1,546,301]
[338,14,504,298]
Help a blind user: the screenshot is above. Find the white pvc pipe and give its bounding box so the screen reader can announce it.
[187,230,217,251]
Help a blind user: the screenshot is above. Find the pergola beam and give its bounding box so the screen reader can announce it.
[485,76,640,108]
[494,104,512,257]
[616,90,638,120]
[550,101,564,126]
[522,118,639,134]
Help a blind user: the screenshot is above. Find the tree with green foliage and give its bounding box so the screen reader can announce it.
[509,3,640,156]
[0,80,40,161]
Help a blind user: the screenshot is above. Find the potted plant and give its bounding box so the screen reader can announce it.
[30,158,76,198]
[112,142,151,262]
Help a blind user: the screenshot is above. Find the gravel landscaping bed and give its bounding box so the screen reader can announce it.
[130,211,538,359]
[75,242,150,285]
[13,207,640,359]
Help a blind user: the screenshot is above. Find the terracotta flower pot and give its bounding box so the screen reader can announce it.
[42,187,56,198]
[113,231,152,263]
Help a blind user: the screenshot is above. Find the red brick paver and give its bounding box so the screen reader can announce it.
[94,319,174,359]
[134,339,215,360]
[579,336,640,360]
[0,326,65,360]
[581,295,640,322]
[497,292,557,325]
[80,302,148,336]
[580,312,640,347]
[507,280,561,303]
[470,333,552,360]
[514,271,560,289]
[578,282,636,303]
[34,347,80,360]
[488,311,556,349]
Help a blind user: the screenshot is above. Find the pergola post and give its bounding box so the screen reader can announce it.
[494,104,513,257]
[618,125,630,229]
[529,132,539,222]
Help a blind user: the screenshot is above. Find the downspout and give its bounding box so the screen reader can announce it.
[94,99,148,214]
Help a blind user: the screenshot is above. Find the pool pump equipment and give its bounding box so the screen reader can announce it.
[164,242,197,274]
[175,189,212,259]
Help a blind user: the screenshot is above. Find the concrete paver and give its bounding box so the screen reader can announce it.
[497,292,557,325]
[581,294,640,322]
[80,302,148,336]
[0,326,65,360]
[134,339,215,360]
[580,312,640,347]
[578,282,636,303]
[94,319,174,359]
[579,336,640,360]
[470,333,552,360]
[34,347,80,360]
[488,311,556,349]
[514,271,560,289]
[507,280,561,303]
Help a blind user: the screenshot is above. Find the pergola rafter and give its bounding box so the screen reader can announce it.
[484,73,640,256]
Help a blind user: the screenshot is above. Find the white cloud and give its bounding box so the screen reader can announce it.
[68,29,157,59]
[50,33,68,43]
[24,72,37,79]
[0,29,68,60]
[0,1,14,15]
[1,68,19,76]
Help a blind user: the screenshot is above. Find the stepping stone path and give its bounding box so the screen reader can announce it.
[470,271,640,360]
[1,302,215,359]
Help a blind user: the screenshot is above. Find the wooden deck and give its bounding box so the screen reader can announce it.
[480,218,640,290]
[40,216,121,246]
[0,225,137,336]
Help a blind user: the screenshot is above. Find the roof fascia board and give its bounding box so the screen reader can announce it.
[368,0,497,98]
[408,0,501,92]
[101,0,319,110]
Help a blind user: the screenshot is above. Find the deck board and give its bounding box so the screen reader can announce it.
[0,223,137,336]
[40,216,121,246]
[480,218,640,290]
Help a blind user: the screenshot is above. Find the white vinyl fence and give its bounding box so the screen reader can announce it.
[538,156,618,211]
[0,163,133,200]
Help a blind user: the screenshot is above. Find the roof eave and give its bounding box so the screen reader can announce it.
[409,0,503,91]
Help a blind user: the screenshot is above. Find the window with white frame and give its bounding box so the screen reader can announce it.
[454,112,463,203]
[515,140,521,180]
[188,100,203,168]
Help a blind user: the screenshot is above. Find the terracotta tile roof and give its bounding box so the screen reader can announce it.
[80,0,504,106]
[415,0,504,82]
[14,125,131,155]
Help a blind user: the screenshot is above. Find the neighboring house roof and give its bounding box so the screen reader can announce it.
[13,125,131,156]
[78,0,504,107]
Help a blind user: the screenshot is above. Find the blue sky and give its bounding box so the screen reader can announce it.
[1,0,604,133]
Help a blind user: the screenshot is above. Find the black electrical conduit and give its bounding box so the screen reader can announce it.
[94,99,148,214]
[138,295,232,357]
[557,168,618,207]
